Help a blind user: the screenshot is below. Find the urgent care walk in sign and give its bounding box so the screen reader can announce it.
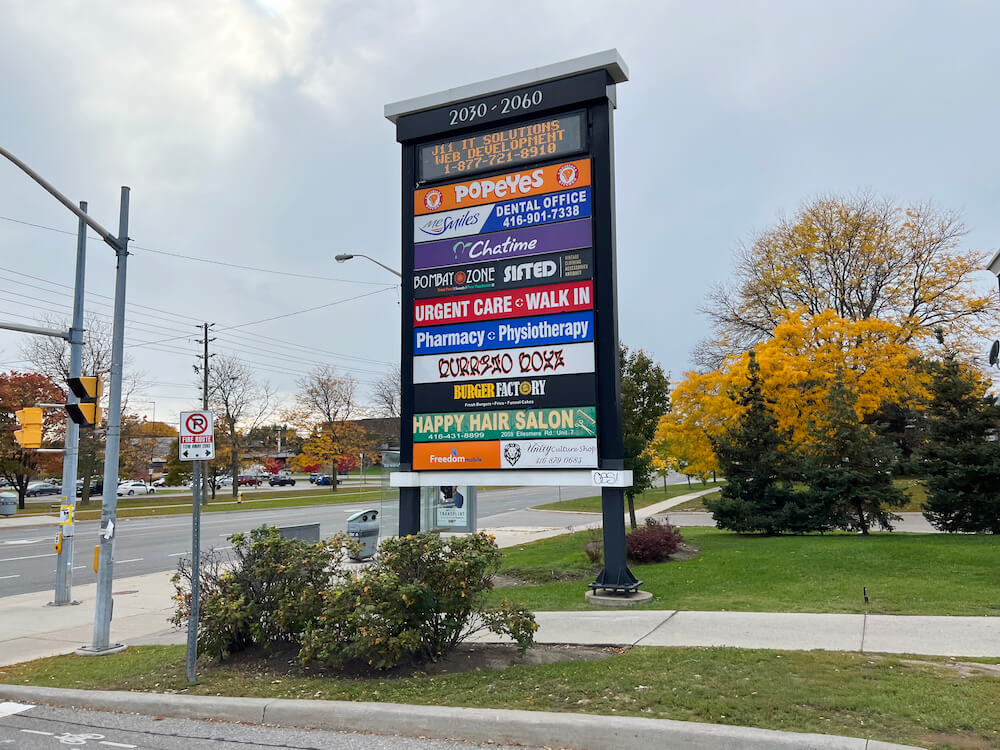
[386,52,629,477]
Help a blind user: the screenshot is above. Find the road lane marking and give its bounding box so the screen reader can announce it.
[116,558,143,564]
[167,551,186,557]
[19,729,53,736]
[0,574,21,580]
[0,702,33,718]
[99,742,137,748]
[0,553,55,563]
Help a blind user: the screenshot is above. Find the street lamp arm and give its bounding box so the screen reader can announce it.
[336,252,401,278]
[0,144,122,251]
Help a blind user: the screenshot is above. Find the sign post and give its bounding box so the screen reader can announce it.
[386,50,642,598]
[179,410,213,682]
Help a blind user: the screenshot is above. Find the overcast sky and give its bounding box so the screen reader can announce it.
[2,0,998,425]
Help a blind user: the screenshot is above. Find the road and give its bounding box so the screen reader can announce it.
[0,485,597,597]
[0,702,529,749]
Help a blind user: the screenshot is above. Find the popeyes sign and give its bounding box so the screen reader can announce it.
[414,159,591,215]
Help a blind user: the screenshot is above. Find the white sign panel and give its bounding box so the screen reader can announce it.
[413,341,594,384]
[179,410,215,461]
[499,438,597,468]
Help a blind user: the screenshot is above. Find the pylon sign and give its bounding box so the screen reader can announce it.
[386,51,629,476]
[179,410,214,461]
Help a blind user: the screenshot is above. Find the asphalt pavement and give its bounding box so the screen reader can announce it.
[0,484,596,597]
[0,701,527,750]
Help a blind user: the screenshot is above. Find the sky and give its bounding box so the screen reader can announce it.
[2,0,998,426]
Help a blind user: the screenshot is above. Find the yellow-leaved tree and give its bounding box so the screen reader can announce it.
[657,310,931,470]
[696,194,997,368]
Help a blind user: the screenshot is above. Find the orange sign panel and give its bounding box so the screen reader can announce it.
[414,159,591,216]
[413,440,501,470]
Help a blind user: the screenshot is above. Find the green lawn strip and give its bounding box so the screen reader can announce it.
[533,482,725,513]
[667,478,928,513]
[1,646,996,749]
[494,527,1000,615]
[17,488,394,520]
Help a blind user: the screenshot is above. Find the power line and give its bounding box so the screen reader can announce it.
[0,214,392,286]
[0,269,392,372]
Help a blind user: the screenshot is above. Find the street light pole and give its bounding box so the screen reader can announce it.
[82,186,130,655]
[0,146,132,654]
[334,253,402,278]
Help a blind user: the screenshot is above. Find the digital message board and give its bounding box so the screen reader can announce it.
[418,111,586,181]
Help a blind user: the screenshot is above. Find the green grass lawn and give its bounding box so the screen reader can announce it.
[496,527,1000,615]
[1,645,996,749]
[533,481,724,513]
[668,478,928,513]
[16,486,395,520]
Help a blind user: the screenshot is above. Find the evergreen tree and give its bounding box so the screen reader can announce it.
[916,355,1000,533]
[801,369,906,534]
[620,344,671,529]
[163,439,189,488]
[706,352,820,533]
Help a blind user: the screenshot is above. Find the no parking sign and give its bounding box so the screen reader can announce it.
[179,410,215,461]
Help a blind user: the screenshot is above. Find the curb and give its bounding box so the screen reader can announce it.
[0,685,922,749]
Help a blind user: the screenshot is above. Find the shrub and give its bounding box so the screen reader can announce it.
[626,518,683,563]
[299,532,537,670]
[170,525,352,659]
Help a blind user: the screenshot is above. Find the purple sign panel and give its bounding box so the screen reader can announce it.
[414,218,592,271]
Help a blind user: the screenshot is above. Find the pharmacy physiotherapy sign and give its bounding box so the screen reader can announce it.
[388,54,629,477]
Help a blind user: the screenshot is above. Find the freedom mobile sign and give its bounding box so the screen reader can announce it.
[387,51,640,594]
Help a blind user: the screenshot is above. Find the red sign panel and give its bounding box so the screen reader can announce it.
[413,280,593,327]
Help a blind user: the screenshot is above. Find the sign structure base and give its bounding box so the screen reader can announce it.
[75,643,126,657]
[390,469,632,488]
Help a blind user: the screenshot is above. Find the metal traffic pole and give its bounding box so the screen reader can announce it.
[51,201,88,607]
[79,186,131,656]
[186,457,202,683]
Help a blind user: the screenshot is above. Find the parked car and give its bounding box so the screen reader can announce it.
[308,473,321,484]
[314,475,342,486]
[268,475,296,487]
[238,475,261,487]
[117,481,153,496]
[151,477,167,487]
[215,476,233,488]
[75,478,104,497]
[26,481,60,497]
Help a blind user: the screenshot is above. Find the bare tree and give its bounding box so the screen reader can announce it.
[370,364,401,419]
[292,365,358,488]
[20,314,145,503]
[208,355,275,498]
[296,365,357,426]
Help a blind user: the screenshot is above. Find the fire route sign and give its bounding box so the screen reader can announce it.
[179,410,215,461]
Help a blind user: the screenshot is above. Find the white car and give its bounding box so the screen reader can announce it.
[117,481,153,496]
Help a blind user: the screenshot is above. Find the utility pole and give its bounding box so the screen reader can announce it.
[50,201,87,607]
[194,324,214,505]
[187,322,213,684]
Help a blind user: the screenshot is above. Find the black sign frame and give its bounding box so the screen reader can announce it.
[391,62,638,594]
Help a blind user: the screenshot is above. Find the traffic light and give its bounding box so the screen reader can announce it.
[66,376,102,427]
[13,407,43,449]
